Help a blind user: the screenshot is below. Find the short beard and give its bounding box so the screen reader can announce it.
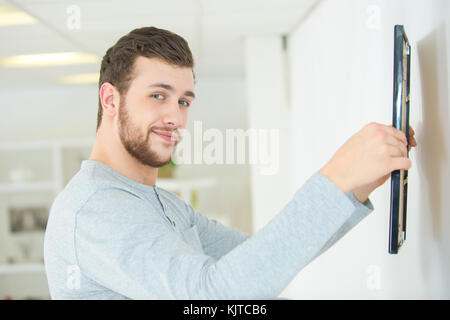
[117,99,175,168]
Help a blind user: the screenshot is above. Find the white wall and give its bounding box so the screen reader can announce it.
[0,85,98,141]
[245,36,292,235]
[244,36,294,298]
[287,0,450,299]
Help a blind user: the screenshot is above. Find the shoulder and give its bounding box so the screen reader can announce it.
[53,162,144,214]
[75,186,151,227]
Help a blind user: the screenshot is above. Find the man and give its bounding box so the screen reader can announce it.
[44,26,417,299]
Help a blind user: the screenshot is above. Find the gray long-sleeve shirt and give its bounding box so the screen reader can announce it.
[43,160,373,299]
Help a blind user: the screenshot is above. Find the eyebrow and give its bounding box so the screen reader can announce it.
[148,82,195,99]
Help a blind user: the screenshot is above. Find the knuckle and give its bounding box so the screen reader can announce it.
[374,130,387,141]
[365,122,378,129]
[398,130,407,140]
[380,144,390,155]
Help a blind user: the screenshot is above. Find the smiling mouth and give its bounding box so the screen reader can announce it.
[152,130,178,143]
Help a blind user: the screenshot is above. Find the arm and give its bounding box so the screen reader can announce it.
[314,188,373,259]
[190,208,250,260]
[75,172,370,300]
[192,177,373,263]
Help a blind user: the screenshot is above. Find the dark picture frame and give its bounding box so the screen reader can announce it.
[389,25,411,254]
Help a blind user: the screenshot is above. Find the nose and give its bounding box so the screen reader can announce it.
[162,99,183,128]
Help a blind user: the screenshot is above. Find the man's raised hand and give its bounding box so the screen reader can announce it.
[319,122,412,196]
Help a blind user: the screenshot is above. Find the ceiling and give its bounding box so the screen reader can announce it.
[0,0,320,89]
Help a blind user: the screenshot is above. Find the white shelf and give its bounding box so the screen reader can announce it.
[0,140,93,195]
[0,263,45,275]
[157,177,216,207]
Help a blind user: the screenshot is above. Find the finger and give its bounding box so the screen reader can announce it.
[381,124,408,145]
[384,135,408,156]
[386,144,407,158]
[389,157,412,172]
[408,127,416,144]
[408,137,417,151]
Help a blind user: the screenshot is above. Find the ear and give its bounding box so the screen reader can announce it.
[99,82,120,118]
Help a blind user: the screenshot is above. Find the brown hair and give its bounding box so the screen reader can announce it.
[96,26,195,131]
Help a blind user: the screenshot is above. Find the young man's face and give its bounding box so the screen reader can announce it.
[117,56,195,168]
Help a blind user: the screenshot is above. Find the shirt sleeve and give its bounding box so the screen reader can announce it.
[74,172,373,299]
[190,208,250,260]
[312,181,374,259]
[192,178,374,262]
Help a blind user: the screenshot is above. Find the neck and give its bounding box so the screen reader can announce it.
[89,129,158,186]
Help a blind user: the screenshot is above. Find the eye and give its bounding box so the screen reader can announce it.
[179,99,190,107]
[151,93,164,100]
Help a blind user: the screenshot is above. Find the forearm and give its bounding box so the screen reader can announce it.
[352,185,372,203]
[319,166,376,204]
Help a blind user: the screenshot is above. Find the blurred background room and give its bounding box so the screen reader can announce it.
[0,0,449,299]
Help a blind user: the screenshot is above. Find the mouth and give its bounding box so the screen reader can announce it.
[152,130,178,143]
